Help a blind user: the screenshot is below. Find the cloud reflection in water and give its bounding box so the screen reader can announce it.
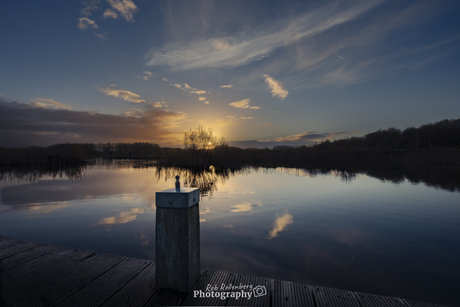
[268,212,293,239]
[95,208,145,230]
[231,201,263,213]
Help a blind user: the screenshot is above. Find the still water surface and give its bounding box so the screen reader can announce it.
[0,160,459,305]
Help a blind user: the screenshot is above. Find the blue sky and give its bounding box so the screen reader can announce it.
[1,0,459,147]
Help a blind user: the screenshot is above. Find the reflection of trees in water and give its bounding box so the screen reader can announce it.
[332,170,358,182]
[262,166,460,192]
[0,165,86,183]
[1,159,459,193]
[153,165,245,197]
[260,167,356,182]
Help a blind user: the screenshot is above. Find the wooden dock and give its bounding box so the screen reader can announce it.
[0,236,450,307]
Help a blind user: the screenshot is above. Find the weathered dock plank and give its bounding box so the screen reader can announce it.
[0,237,24,251]
[355,291,408,307]
[143,288,187,307]
[180,268,215,306]
[55,257,151,306]
[274,279,311,307]
[0,236,452,307]
[0,241,41,260]
[100,263,156,307]
[291,282,316,307]
[402,299,448,307]
[4,253,117,306]
[275,279,316,307]
[313,286,361,307]
[0,244,61,272]
[182,268,237,306]
[11,254,125,306]
[0,248,91,290]
[228,273,272,306]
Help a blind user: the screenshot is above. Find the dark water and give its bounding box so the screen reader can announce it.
[0,160,459,306]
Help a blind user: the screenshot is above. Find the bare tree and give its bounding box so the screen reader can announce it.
[183,126,227,150]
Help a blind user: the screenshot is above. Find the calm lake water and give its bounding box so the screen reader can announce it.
[1,160,459,305]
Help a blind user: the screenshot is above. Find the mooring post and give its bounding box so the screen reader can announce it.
[155,176,200,293]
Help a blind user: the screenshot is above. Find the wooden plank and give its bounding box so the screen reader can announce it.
[0,244,61,272]
[1,251,99,306]
[143,288,187,307]
[355,291,409,307]
[205,270,237,306]
[181,268,216,305]
[1,249,96,305]
[0,241,40,259]
[182,268,237,306]
[10,254,125,306]
[228,273,272,306]
[272,279,285,307]
[0,236,451,307]
[313,286,361,307]
[402,298,448,307]
[0,248,93,291]
[182,269,230,306]
[291,282,316,307]
[100,263,156,307]
[55,257,151,307]
[0,237,23,251]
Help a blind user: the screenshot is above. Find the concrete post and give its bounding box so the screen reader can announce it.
[155,176,200,293]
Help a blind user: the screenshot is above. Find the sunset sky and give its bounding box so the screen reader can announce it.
[1,0,459,148]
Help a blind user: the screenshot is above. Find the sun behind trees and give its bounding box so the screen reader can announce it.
[183,126,227,150]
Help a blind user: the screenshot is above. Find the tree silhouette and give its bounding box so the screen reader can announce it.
[183,126,227,150]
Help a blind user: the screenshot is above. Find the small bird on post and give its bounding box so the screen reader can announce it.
[175,175,180,190]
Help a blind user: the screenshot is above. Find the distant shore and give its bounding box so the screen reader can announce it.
[1,119,459,171]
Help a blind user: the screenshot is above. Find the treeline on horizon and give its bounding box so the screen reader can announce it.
[1,118,460,169]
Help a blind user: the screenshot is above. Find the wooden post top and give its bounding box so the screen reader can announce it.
[156,176,200,208]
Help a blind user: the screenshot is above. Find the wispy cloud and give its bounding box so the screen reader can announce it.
[98,84,165,108]
[107,0,138,22]
[198,97,207,101]
[145,0,383,70]
[190,90,206,95]
[77,17,99,30]
[230,131,359,148]
[0,99,185,147]
[220,84,233,88]
[138,71,153,80]
[146,1,454,89]
[272,131,355,143]
[150,101,168,108]
[81,0,101,16]
[229,98,260,109]
[94,32,106,40]
[29,98,73,110]
[172,83,207,95]
[218,115,253,127]
[263,74,288,100]
[102,8,118,19]
[98,84,147,103]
